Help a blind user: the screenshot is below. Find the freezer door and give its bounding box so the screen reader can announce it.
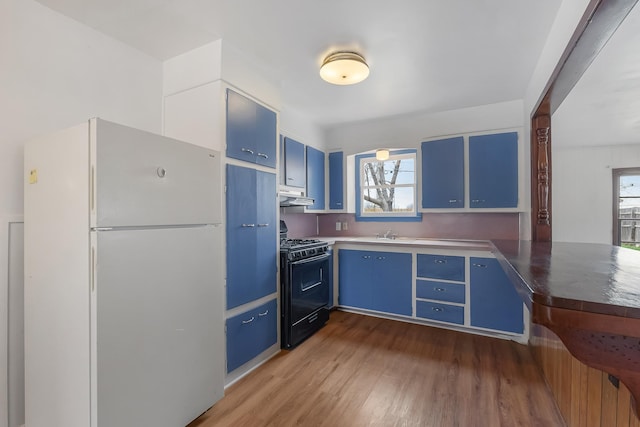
[92,118,221,227]
[92,226,224,427]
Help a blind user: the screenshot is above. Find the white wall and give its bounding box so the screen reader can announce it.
[0,1,164,426]
[553,144,640,244]
[522,0,592,240]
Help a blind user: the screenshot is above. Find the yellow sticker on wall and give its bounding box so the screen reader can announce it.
[29,169,38,184]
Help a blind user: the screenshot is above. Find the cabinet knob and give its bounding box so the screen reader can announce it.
[241,148,255,155]
[435,259,447,264]
[241,316,255,324]
[434,287,445,292]
[472,263,487,268]
[377,256,385,260]
[156,167,167,178]
[242,223,256,228]
[257,153,269,159]
[432,307,443,312]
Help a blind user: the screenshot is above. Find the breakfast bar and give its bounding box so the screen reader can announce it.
[491,240,640,416]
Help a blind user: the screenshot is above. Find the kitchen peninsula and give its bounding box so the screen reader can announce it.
[492,240,640,417]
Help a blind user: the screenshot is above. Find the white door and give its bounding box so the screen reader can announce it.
[92,225,224,427]
[92,118,222,228]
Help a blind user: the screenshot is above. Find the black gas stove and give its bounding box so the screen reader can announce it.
[279,221,330,349]
[280,238,329,261]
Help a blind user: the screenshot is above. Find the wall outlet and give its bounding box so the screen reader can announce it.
[342,221,348,231]
[335,221,342,231]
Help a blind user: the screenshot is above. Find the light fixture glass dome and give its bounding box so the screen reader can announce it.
[320,52,369,85]
[376,149,390,161]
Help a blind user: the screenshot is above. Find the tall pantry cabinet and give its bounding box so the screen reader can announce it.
[164,80,279,381]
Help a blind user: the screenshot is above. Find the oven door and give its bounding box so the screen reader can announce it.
[289,252,330,325]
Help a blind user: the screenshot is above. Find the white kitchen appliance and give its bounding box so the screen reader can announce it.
[24,118,224,427]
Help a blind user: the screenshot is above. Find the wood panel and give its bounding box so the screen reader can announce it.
[530,321,639,426]
[190,311,564,426]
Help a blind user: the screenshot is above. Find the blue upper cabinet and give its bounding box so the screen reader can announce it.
[283,137,305,188]
[469,132,518,208]
[328,151,344,210]
[306,146,325,210]
[421,137,464,208]
[226,89,277,169]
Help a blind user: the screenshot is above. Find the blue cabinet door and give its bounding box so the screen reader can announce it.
[371,252,412,316]
[329,151,344,210]
[421,137,464,208]
[306,146,325,210]
[226,89,276,169]
[470,257,523,334]
[255,169,277,300]
[226,299,277,373]
[469,132,518,208]
[284,137,305,188]
[338,249,373,309]
[254,102,277,168]
[226,165,277,309]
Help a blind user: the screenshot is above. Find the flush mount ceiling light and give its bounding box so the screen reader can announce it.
[320,52,370,85]
[376,149,390,161]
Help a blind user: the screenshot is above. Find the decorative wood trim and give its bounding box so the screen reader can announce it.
[533,304,640,417]
[531,113,551,241]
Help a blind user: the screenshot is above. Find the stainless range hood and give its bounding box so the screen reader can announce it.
[279,189,314,207]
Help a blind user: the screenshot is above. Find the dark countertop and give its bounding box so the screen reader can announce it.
[491,240,640,319]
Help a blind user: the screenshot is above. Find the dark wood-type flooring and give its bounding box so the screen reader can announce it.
[189,311,565,427]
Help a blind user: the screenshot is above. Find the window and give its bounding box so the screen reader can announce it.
[355,149,421,221]
[613,168,640,250]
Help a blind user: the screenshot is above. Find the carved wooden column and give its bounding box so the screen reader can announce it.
[531,114,551,241]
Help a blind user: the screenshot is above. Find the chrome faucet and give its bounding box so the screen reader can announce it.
[383,230,393,239]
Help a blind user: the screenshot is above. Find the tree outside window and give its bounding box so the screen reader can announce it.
[358,151,417,217]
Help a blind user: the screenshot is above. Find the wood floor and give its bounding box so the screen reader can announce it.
[189,311,565,427]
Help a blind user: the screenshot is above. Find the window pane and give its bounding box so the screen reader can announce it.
[362,187,415,213]
[362,158,415,188]
[620,175,640,198]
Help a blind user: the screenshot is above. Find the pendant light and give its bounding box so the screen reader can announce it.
[376,149,390,161]
[320,52,369,85]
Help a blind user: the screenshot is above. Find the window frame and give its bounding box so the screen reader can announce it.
[355,149,422,222]
[612,167,640,247]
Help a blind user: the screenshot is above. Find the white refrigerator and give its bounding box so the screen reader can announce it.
[24,118,224,427]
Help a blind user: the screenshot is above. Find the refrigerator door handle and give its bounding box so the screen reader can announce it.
[91,246,96,292]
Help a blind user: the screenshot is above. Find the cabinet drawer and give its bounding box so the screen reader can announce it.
[226,299,277,373]
[416,280,465,304]
[417,254,465,282]
[416,301,464,325]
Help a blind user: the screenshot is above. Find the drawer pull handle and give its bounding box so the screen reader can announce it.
[377,256,385,260]
[242,223,256,228]
[257,223,269,227]
[432,307,443,312]
[471,199,486,203]
[362,255,371,259]
[434,287,445,292]
[257,152,269,159]
[435,259,447,264]
[242,316,255,324]
[241,148,255,155]
[258,310,269,316]
[448,199,458,203]
[473,263,487,268]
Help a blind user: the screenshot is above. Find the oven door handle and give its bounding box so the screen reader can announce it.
[301,265,323,292]
[290,252,330,266]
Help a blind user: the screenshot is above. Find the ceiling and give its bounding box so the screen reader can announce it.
[34,0,561,128]
[553,2,640,147]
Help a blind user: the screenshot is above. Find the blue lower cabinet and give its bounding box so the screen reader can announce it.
[416,301,464,325]
[470,257,523,334]
[338,249,411,316]
[417,254,465,282]
[416,280,465,304]
[226,299,277,373]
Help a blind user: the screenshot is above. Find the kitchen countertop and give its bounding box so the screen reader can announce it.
[491,239,640,319]
[315,236,491,251]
